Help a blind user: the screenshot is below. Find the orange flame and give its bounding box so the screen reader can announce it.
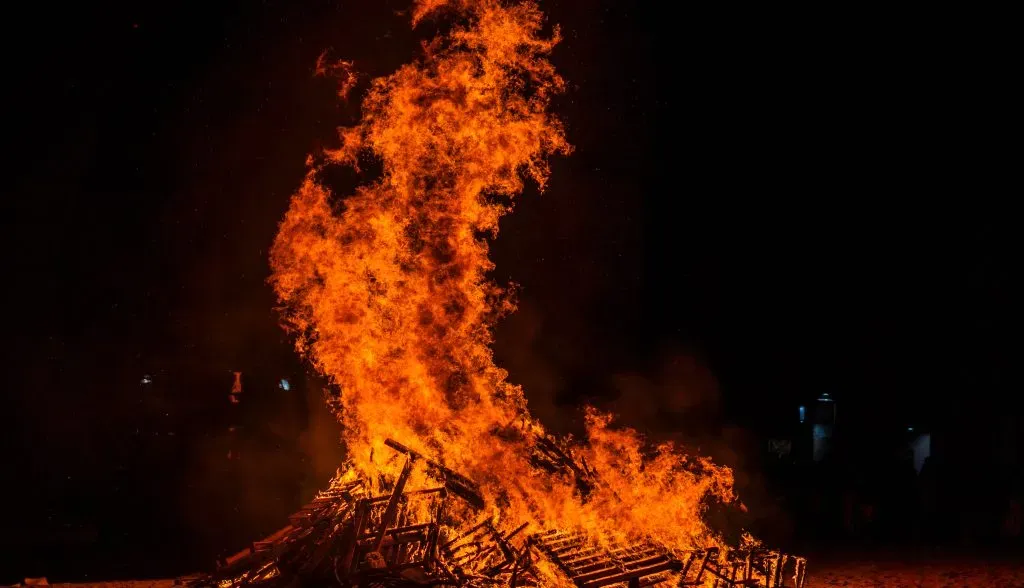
[270,0,737,570]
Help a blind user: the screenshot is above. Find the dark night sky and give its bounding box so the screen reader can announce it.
[1,0,1016,581]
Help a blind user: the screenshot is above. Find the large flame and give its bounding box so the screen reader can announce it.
[270,0,736,568]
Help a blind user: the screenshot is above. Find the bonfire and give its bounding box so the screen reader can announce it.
[187,1,808,586]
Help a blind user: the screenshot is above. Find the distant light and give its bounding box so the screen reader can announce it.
[798,405,806,423]
[141,375,153,385]
[279,379,291,391]
[817,392,833,402]
[907,426,914,432]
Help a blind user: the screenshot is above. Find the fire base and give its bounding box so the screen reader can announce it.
[186,439,806,587]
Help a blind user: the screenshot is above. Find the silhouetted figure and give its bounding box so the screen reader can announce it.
[917,455,938,542]
[1003,498,1021,541]
[842,484,857,537]
[892,452,918,542]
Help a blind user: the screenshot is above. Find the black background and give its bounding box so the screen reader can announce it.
[1,0,1015,581]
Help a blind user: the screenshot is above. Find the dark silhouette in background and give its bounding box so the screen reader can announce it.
[1,0,1016,583]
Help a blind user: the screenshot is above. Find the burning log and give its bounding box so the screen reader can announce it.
[529,435,600,499]
[442,519,532,583]
[338,484,447,582]
[532,530,680,588]
[672,547,808,588]
[384,439,485,510]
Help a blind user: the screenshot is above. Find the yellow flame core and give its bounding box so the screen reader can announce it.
[270,0,736,561]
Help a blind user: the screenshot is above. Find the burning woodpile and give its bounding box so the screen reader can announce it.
[223,0,813,585]
[185,438,807,587]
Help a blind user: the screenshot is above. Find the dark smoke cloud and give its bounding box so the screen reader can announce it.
[493,300,573,433]
[296,373,347,497]
[178,370,344,562]
[497,325,793,545]
[604,347,721,439]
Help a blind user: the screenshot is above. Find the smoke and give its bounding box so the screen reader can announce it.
[177,369,345,562]
[605,347,721,440]
[594,349,792,545]
[492,300,574,433]
[603,350,795,546]
[606,352,790,544]
[296,373,346,498]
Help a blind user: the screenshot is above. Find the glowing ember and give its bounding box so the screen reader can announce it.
[269,0,738,580]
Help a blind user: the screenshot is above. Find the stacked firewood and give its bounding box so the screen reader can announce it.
[184,438,806,587]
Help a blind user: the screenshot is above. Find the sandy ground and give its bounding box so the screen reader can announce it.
[3,583,177,588]
[7,572,1024,588]
[7,558,1024,587]
[809,559,1024,587]
[11,574,1024,588]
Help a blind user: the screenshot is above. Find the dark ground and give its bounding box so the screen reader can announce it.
[6,551,1024,587]
[807,547,1024,587]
